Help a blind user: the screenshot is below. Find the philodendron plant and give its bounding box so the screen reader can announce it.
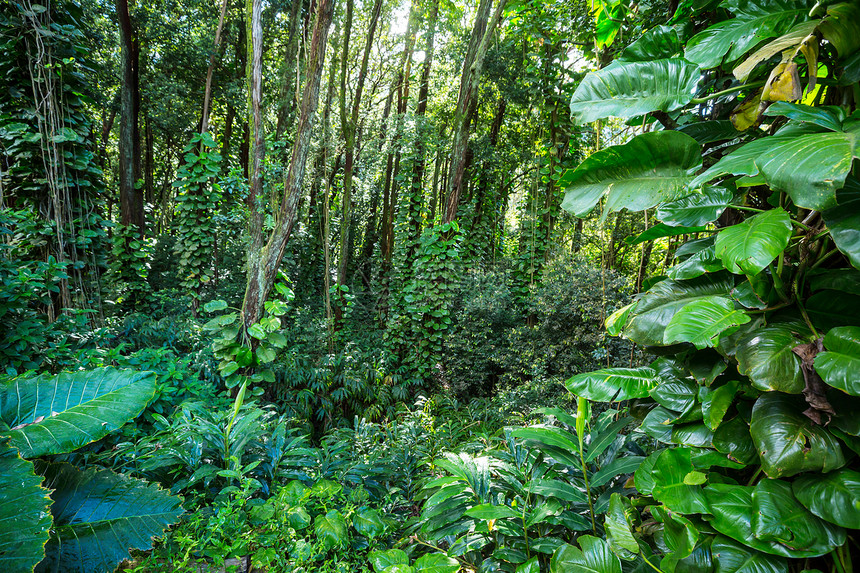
[548,1,860,572]
[0,367,183,572]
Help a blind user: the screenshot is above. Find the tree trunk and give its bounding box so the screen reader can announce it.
[240,0,336,331]
[200,0,229,134]
[443,0,506,223]
[117,0,144,236]
[275,0,304,140]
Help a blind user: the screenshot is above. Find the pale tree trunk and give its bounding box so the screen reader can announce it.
[200,0,229,134]
[240,0,336,332]
[443,0,506,223]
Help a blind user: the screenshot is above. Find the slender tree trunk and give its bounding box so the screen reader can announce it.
[117,0,143,236]
[443,0,506,223]
[144,114,154,205]
[240,0,336,331]
[246,0,265,252]
[275,0,304,140]
[200,0,229,134]
[221,104,235,173]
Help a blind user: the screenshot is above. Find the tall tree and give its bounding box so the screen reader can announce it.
[116,0,143,236]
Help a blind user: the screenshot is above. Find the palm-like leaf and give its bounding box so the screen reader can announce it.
[0,368,157,457]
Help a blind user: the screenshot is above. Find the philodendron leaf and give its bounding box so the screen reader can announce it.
[814,326,860,395]
[750,393,845,478]
[650,448,709,515]
[315,510,347,551]
[569,59,701,125]
[560,131,701,218]
[605,493,639,559]
[822,178,860,270]
[710,535,789,573]
[751,479,845,557]
[623,273,735,346]
[619,24,687,62]
[793,468,860,529]
[684,0,811,69]
[651,506,699,560]
[353,508,385,539]
[36,462,183,573]
[369,549,409,573]
[713,416,759,465]
[565,367,661,402]
[736,319,813,393]
[656,186,734,227]
[0,443,51,572]
[664,295,751,349]
[413,553,459,573]
[0,368,156,458]
[715,209,792,276]
[550,536,622,573]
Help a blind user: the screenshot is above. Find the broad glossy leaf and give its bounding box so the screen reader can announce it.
[561,131,701,218]
[713,416,759,465]
[370,549,409,573]
[549,536,622,573]
[651,379,698,414]
[793,468,860,528]
[605,494,639,558]
[0,444,51,572]
[524,479,587,503]
[633,451,659,495]
[652,506,698,559]
[569,59,701,125]
[736,319,812,393]
[702,380,739,430]
[515,557,540,573]
[805,290,860,332]
[732,21,819,82]
[650,448,709,514]
[353,508,385,538]
[606,302,636,336]
[750,393,845,478]
[678,120,744,145]
[590,456,644,488]
[624,273,735,346]
[641,406,676,444]
[657,186,734,227]
[715,209,791,276]
[668,246,725,281]
[619,24,687,61]
[565,367,660,402]
[315,510,347,551]
[764,102,845,132]
[413,553,460,573]
[818,1,860,58]
[822,178,860,270]
[814,326,860,395]
[0,368,156,458]
[684,0,810,69]
[710,535,788,573]
[751,479,845,556]
[664,295,750,349]
[672,423,715,448]
[36,463,182,573]
[465,504,519,520]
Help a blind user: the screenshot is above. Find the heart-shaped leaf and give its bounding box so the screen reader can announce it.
[664,295,751,349]
[793,468,860,529]
[619,24,687,62]
[369,549,409,573]
[822,178,860,270]
[814,326,860,395]
[715,209,792,276]
[710,535,789,573]
[413,553,459,573]
[657,186,734,227]
[315,510,347,551]
[353,508,385,539]
[736,319,813,393]
[650,448,709,514]
[550,536,622,573]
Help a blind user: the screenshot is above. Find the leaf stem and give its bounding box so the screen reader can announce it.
[641,553,666,573]
[690,81,766,104]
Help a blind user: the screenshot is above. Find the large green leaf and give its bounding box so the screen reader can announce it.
[818,2,860,58]
[315,510,347,551]
[664,295,751,349]
[619,24,687,62]
[814,326,860,395]
[605,494,639,558]
[0,443,51,572]
[793,468,860,528]
[710,536,788,573]
[805,290,860,332]
[623,273,735,346]
[650,448,709,514]
[715,209,792,276]
[565,367,661,402]
[749,393,845,478]
[550,536,622,573]
[684,0,811,69]
[569,59,701,125]
[561,131,701,218]
[35,463,182,573]
[735,319,812,393]
[652,506,699,560]
[370,549,409,573]
[713,416,759,465]
[0,368,157,458]
[353,508,385,539]
[413,553,459,573]
[822,178,860,270]
[764,102,846,133]
[524,479,587,503]
[656,186,734,227]
[752,479,845,556]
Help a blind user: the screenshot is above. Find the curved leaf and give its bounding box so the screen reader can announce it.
[750,392,845,478]
[605,494,639,558]
[465,503,519,520]
[569,59,701,125]
[732,21,819,82]
[822,178,860,270]
[793,468,860,528]
[664,295,751,349]
[623,273,735,346]
[565,367,660,402]
[561,131,701,218]
[549,536,622,573]
[736,319,812,393]
[751,479,845,556]
[710,535,788,573]
[713,416,759,465]
[684,0,810,69]
[652,506,699,560]
[650,448,709,514]
[524,479,587,503]
[0,368,157,458]
[715,209,792,276]
[36,462,183,573]
[353,508,385,539]
[0,443,51,572]
[814,326,860,395]
[413,553,459,573]
[315,510,347,551]
[641,406,677,444]
[619,24,687,62]
[657,186,734,227]
[370,549,409,573]
[764,102,846,132]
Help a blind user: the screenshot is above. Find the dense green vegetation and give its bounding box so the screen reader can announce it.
[2,0,860,572]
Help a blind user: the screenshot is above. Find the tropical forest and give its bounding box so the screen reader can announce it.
[3,0,860,571]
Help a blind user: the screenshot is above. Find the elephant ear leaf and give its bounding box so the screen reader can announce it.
[569,59,701,124]
[560,131,701,219]
[36,462,183,573]
[710,535,789,573]
[664,295,751,349]
[0,443,52,572]
[550,536,622,573]
[793,468,860,529]
[0,368,157,458]
[565,367,661,402]
[715,209,792,276]
[814,326,860,395]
